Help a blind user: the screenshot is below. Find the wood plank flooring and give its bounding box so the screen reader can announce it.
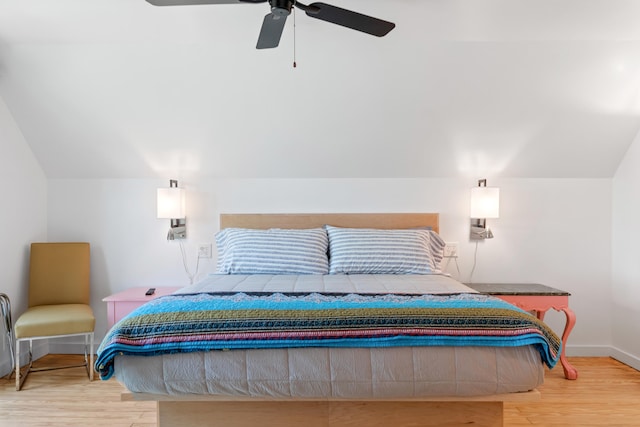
[0,355,638,426]
[0,355,155,427]
[505,357,640,426]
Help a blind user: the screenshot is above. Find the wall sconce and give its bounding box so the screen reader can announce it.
[157,179,186,240]
[470,179,500,240]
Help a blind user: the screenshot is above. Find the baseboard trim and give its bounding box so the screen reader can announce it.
[49,341,92,355]
[5,340,49,374]
[565,345,613,357]
[0,358,12,378]
[610,347,640,371]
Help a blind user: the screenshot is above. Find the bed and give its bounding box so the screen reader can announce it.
[95,213,560,427]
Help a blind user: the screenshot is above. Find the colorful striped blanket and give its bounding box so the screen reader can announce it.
[95,291,561,380]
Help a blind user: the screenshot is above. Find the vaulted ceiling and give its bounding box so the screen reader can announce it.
[1,0,639,179]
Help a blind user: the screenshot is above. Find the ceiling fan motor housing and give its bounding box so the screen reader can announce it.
[270,0,292,16]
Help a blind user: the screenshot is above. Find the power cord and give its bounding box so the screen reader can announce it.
[178,240,200,285]
[441,255,461,279]
[468,241,479,284]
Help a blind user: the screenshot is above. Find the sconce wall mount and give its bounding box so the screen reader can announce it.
[157,179,186,240]
[470,179,500,240]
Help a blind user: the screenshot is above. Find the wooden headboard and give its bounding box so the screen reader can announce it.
[220,213,439,234]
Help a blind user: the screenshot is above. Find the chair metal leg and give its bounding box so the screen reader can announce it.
[81,333,95,380]
[15,333,95,391]
[15,339,19,391]
[89,333,94,381]
[15,339,19,390]
[15,339,30,391]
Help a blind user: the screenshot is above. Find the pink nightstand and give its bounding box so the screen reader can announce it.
[465,282,578,380]
[102,287,182,329]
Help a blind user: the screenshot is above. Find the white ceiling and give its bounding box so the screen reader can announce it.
[1,0,640,179]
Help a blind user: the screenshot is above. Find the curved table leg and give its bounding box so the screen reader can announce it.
[559,307,578,380]
[535,307,578,380]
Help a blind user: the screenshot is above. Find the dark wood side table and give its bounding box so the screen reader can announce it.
[465,282,577,380]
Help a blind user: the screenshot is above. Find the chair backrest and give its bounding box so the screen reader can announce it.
[28,242,90,307]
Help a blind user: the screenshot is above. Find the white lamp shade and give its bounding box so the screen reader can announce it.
[157,187,186,219]
[470,187,500,218]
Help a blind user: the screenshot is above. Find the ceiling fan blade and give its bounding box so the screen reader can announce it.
[304,2,394,37]
[256,12,288,49]
[145,0,265,6]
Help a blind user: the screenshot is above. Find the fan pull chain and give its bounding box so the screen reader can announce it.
[293,7,297,68]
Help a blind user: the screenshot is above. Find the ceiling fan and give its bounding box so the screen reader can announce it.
[145,0,395,49]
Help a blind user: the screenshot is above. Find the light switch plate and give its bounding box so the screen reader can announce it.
[197,243,212,258]
[444,242,458,258]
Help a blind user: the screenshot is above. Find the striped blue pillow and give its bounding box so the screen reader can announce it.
[326,226,442,274]
[427,229,445,266]
[215,228,329,275]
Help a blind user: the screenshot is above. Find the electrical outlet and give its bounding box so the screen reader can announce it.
[443,242,458,258]
[197,243,212,258]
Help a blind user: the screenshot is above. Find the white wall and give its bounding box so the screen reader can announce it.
[47,177,612,361]
[612,131,640,370]
[0,97,47,375]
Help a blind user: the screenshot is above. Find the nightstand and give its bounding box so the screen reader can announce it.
[102,287,181,329]
[465,282,577,380]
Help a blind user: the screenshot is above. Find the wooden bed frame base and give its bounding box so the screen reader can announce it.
[122,390,540,427]
[118,213,543,427]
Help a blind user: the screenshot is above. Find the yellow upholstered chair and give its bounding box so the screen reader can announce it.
[14,242,95,390]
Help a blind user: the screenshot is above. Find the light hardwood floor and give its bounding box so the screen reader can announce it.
[0,356,638,426]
